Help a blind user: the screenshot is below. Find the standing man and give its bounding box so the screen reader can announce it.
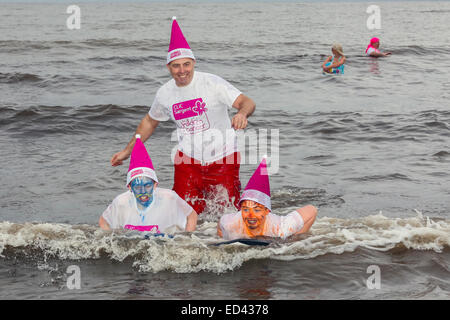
[111,17,256,215]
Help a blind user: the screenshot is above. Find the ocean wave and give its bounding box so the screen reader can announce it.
[2,106,448,140]
[344,173,413,182]
[0,104,159,136]
[432,151,450,158]
[389,45,450,56]
[271,187,345,209]
[0,72,42,84]
[0,71,161,89]
[0,40,53,52]
[81,38,166,50]
[1,212,448,274]
[86,55,164,65]
[0,39,166,52]
[270,110,450,142]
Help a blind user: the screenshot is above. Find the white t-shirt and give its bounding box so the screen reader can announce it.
[218,211,305,240]
[366,47,380,56]
[102,187,193,233]
[149,71,242,163]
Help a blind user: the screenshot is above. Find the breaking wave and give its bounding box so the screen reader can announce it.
[1,211,449,274]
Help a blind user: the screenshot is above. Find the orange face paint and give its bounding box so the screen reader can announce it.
[240,200,270,234]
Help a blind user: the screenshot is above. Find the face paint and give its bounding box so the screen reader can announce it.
[241,200,269,232]
[130,176,155,208]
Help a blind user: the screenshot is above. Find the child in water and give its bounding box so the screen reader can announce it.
[322,43,346,74]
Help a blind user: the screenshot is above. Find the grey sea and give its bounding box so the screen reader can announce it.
[0,0,449,300]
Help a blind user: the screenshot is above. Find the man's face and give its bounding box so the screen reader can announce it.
[166,58,195,87]
[241,200,270,230]
[130,176,155,208]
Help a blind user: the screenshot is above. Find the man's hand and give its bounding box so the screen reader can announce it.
[232,113,249,130]
[110,114,160,167]
[110,149,131,167]
[185,210,198,232]
[232,94,255,130]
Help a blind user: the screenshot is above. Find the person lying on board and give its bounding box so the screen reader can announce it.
[99,134,197,233]
[217,156,317,240]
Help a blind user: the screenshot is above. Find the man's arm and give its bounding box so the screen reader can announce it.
[294,205,318,235]
[110,114,160,166]
[370,51,391,57]
[99,216,111,231]
[185,210,198,232]
[217,222,223,238]
[231,93,256,130]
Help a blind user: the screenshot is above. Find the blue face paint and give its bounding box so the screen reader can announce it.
[130,176,155,208]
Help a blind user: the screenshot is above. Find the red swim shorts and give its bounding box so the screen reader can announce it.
[172,150,241,215]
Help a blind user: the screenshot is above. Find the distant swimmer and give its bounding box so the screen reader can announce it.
[99,134,197,233]
[217,157,318,240]
[366,37,391,57]
[322,43,346,74]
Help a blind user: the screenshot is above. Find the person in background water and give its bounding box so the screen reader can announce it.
[217,157,318,240]
[366,37,391,57]
[322,43,346,74]
[100,134,197,233]
[110,17,256,215]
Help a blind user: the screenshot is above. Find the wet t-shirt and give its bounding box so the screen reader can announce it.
[149,71,242,163]
[366,47,380,56]
[102,188,193,233]
[218,211,305,240]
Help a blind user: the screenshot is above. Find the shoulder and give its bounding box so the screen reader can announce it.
[112,191,133,204]
[367,47,376,55]
[220,211,242,224]
[156,79,176,96]
[268,212,301,226]
[267,212,281,224]
[154,187,181,201]
[196,71,217,79]
[266,212,303,238]
[105,191,133,215]
[154,187,172,196]
[157,187,176,195]
[196,71,228,85]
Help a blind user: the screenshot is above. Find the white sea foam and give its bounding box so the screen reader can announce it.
[0,211,449,273]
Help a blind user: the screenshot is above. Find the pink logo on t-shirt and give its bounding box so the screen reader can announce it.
[125,224,160,233]
[172,98,210,134]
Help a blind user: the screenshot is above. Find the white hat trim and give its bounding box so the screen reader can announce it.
[239,189,271,212]
[167,48,195,64]
[126,167,158,187]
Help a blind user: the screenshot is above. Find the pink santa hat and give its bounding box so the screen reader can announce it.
[167,16,196,64]
[239,155,271,211]
[126,134,158,186]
